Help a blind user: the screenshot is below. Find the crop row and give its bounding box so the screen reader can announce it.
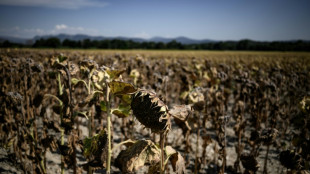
[0,49,309,174]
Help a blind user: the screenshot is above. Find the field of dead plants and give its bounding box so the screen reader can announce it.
[0,48,309,174]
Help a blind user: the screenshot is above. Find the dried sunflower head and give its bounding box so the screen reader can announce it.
[279,150,304,170]
[6,91,23,105]
[188,88,205,111]
[68,63,79,76]
[300,96,310,114]
[249,130,260,145]
[131,89,171,133]
[240,154,259,172]
[260,128,278,145]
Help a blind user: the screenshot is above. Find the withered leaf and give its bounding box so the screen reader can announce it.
[52,105,62,115]
[147,164,160,174]
[83,130,107,159]
[108,81,137,95]
[111,104,131,118]
[164,146,186,174]
[71,78,85,86]
[169,105,192,122]
[100,101,107,112]
[106,69,126,80]
[115,140,160,173]
[118,94,132,105]
[33,93,44,108]
[78,92,98,107]
[170,151,186,174]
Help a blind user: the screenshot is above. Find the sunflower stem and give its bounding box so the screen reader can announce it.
[263,145,270,174]
[195,113,201,174]
[60,128,64,174]
[160,132,165,174]
[106,83,112,174]
[57,72,65,174]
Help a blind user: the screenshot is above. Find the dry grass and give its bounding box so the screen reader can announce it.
[3,48,310,62]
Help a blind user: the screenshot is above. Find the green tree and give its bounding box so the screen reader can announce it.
[46,37,61,48]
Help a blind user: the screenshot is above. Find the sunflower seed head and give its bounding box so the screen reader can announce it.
[131,89,171,133]
[279,150,304,170]
[240,154,260,172]
[260,128,278,145]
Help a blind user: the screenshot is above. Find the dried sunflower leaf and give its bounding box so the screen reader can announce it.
[112,104,131,118]
[71,78,85,86]
[170,151,186,174]
[83,130,107,158]
[74,111,88,119]
[169,105,192,122]
[100,101,107,112]
[106,69,126,80]
[58,54,68,63]
[118,94,132,105]
[109,81,137,95]
[147,164,160,174]
[115,140,160,173]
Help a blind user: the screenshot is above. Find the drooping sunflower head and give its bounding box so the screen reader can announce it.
[260,128,278,145]
[131,89,170,133]
[240,154,260,172]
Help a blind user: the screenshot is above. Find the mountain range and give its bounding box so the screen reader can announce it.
[0,34,216,45]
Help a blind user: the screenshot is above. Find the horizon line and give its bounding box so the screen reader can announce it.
[0,33,309,43]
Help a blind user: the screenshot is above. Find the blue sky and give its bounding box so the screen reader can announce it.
[0,0,310,41]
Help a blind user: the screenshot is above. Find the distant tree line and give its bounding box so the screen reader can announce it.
[1,37,310,51]
[0,40,25,48]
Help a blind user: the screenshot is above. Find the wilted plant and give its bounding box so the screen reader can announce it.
[169,104,192,152]
[278,96,310,173]
[82,130,108,170]
[188,87,205,174]
[232,100,246,172]
[131,89,171,173]
[240,153,260,173]
[115,139,161,173]
[76,59,136,173]
[261,128,278,174]
[1,49,310,174]
[45,54,76,174]
[102,73,136,174]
